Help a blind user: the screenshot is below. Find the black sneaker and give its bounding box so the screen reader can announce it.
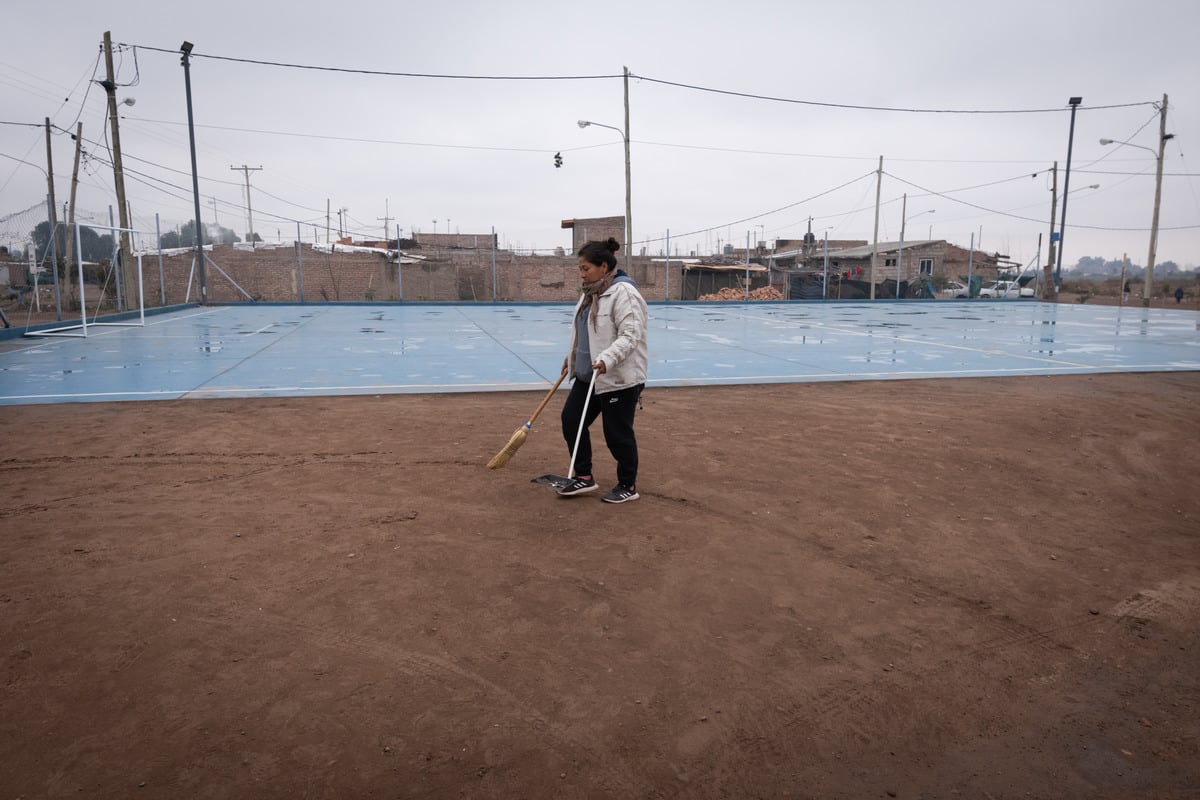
[601,484,639,504]
[557,476,597,496]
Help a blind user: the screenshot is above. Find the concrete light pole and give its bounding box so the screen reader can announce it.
[231,165,263,248]
[180,40,207,304]
[897,194,934,298]
[1055,97,1083,292]
[1100,93,1171,307]
[577,118,631,269]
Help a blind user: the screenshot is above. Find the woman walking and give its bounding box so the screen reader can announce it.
[557,238,649,503]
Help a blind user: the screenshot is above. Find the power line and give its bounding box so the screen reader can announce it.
[120,115,581,154]
[1075,169,1200,177]
[638,170,878,245]
[886,172,1200,232]
[112,43,1157,115]
[629,73,1156,114]
[120,44,620,80]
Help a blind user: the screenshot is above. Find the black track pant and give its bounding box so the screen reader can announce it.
[560,378,643,487]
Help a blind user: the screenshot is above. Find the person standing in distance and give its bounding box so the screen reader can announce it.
[557,238,648,503]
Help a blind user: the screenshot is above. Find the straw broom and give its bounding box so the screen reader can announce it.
[486,371,567,469]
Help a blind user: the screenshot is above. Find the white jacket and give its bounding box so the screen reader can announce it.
[566,278,649,394]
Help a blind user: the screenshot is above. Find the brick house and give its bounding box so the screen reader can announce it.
[561,216,625,255]
[769,239,1002,298]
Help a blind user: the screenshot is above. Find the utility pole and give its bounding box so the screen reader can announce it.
[1056,96,1083,291]
[623,65,633,277]
[1120,253,1128,304]
[1143,92,1169,308]
[180,40,207,305]
[63,122,83,303]
[230,165,262,247]
[1043,162,1058,301]
[869,155,883,299]
[378,199,393,243]
[42,118,63,319]
[897,192,907,298]
[43,118,60,267]
[210,197,220,228]
[102,31,135,310]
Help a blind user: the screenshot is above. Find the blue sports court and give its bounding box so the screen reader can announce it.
[0,300,1197,405]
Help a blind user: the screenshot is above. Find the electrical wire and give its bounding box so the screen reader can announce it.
[121,116,572,154]
[113,43,1155,115]
[53,49,104,134]
[887,172,1200,232]
[635,139,1058,165]
[122,44,620,80]
[628,73,1156,114]
[637,170,878,246]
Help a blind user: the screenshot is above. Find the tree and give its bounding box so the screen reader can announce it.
[160,221,208,249]
[31,221,114,266]
[160,222,240,248]
[214,225,241,245]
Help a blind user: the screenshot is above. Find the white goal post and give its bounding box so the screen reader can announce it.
[28,221,147,338]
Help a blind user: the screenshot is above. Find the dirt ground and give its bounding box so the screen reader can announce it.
[2,372,1199,799]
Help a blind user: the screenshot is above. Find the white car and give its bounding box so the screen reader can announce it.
[940,280,970,299]
[980,280,1034,299]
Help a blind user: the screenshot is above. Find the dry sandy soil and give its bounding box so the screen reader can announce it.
[2,371,1198,799]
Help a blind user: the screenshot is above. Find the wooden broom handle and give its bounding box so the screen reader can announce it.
[527,370,568,425]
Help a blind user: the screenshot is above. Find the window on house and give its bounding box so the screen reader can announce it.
[885,258,895,267]
[919,258,933,275]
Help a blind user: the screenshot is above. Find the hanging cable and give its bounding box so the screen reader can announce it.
[628,73,1155,114]
[638,170,877,246]
[121,44,619,80]
[886,172,1199,232]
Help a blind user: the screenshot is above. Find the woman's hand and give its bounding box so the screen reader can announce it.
[591,360,607,374]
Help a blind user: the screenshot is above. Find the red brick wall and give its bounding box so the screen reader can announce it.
[138,243,680,306]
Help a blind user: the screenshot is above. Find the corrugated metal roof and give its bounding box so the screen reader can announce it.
[771,240,944,260]
[820,240,943,259]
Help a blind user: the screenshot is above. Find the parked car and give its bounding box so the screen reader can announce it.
[979,280,1034,299]
[940,280,970,299]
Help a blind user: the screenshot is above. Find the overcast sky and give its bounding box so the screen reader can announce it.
[3,0,1199,271]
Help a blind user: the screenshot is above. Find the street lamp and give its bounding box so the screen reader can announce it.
[0,151,47,177]
[1056,96,1083,292]
[896,192,934,298]
[577,119,631,268]
[1100,130,1172,307]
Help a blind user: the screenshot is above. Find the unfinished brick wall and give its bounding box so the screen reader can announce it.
[137,243,677,307]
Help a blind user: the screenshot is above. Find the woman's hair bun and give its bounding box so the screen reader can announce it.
[605,237,621,253]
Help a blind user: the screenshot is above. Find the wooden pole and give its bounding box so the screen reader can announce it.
[623,66,633,280]
[62,122,83,304]
[1043,162,1058,301]
[102,32,134,310]
[1143,93,1169,308]
[869,155,882,300]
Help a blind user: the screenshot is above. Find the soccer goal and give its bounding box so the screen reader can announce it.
[28,221,147,338]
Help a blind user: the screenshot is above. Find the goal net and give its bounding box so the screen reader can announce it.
[28,221,147,338]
